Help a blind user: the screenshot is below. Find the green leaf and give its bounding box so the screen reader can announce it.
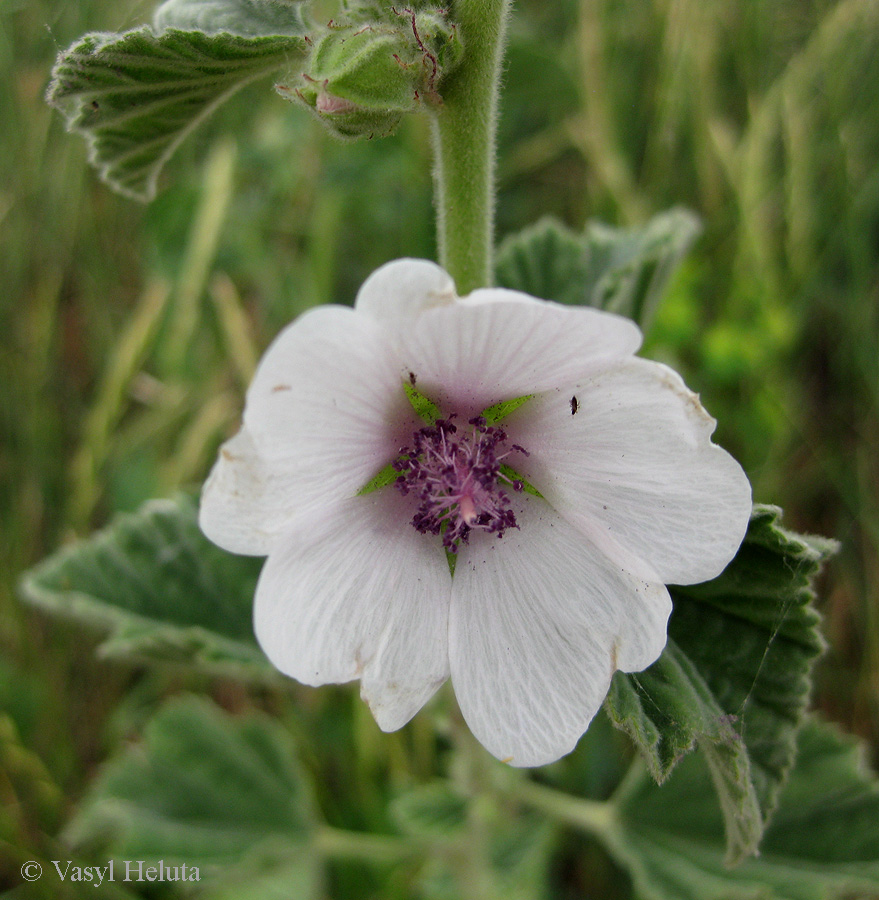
[393,782,553,900]
[606,506,833,863]
[390,782,468,839]
[604,717,879,900]
[495,218,593,307]
[154,0,309,36]
[65,696,321,897]
[46,4,309,201]
[494,209,701,327]
[18,495,273,680]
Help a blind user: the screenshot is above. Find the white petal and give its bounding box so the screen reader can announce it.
[354,258,457,322]
[200,428,299,555]
[242,305,419,528]
[255,490,451,731]
[509,358,752,585]
[398,297,642,416]
[450,498,671,767]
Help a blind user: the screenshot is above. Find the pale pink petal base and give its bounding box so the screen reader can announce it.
[450,498,671,767]
[399,297,643,416]
[254,490,452,731]
[200,304,417,553]
[243,304,417,522]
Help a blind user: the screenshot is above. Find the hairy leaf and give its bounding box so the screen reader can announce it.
[604,718,879,900]
[494,210,701,326]
[65,696,321,896]
[19,495,272,680]
[154,0,308,35]
[390,781,468,839]
[46,4,309,200]
[606,506,832,862]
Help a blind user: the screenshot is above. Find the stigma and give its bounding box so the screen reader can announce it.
[393,417,528,553]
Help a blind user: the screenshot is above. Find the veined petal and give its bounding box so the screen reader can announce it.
[510,358,752,585]
[450,498,671,767]
[200,428,301,555]
[354,258,457,322]
[242,305,417,526]
[399,298,642,415]
[255,490,451,732]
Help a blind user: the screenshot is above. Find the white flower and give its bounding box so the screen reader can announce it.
[199,259,752,766]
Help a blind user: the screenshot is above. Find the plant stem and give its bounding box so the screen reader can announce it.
[315,825,419,863]
[512,779,616,840]
[447,692,497,900]
[431,0,512,294]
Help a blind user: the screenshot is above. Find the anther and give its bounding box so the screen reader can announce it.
[394,417,527,552]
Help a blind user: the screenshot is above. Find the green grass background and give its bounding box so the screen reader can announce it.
[1,0,878,892]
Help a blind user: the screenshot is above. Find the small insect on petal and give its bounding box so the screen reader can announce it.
[570,395,579,415]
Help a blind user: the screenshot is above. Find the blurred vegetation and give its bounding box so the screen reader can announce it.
[1,0,877,895]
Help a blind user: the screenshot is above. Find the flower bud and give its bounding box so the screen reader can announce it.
[276,7,463,139]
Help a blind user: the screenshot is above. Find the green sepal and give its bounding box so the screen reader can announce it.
[280,6,462,139]
[498,464,542,499]
[480,393,534,424]
[357,461,402,496]
[403,379,443,422]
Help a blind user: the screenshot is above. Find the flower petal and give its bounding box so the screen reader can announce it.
[450,498,671,767]
[241,304,418,528]
[509,358,752,585]
[354,258,457,322]
[255,490,451,731]
[200,428,300,555]
[399,297,642,415]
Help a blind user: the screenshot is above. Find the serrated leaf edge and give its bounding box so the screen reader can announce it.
[46,27,306,201]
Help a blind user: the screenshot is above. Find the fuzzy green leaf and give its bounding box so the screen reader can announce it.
[18,495,272,680]
[495,210,701,327]
[390,782,469,839]
[606,506,832,863]
[46,4,309,200]
[154,0,309,35]
[604,718,879,900]
[65,696,321,896]
[394,783,553,900]
[495,217,593,307]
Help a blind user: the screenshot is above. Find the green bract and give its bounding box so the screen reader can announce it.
[282,7,463,139]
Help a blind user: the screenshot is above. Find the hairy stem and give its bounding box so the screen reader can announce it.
[432,0,512,294]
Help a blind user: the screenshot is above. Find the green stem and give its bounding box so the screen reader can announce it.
[512,779,616,840]
[447,692,497,900]
[432,0,512,294]
[315,825,419,864]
